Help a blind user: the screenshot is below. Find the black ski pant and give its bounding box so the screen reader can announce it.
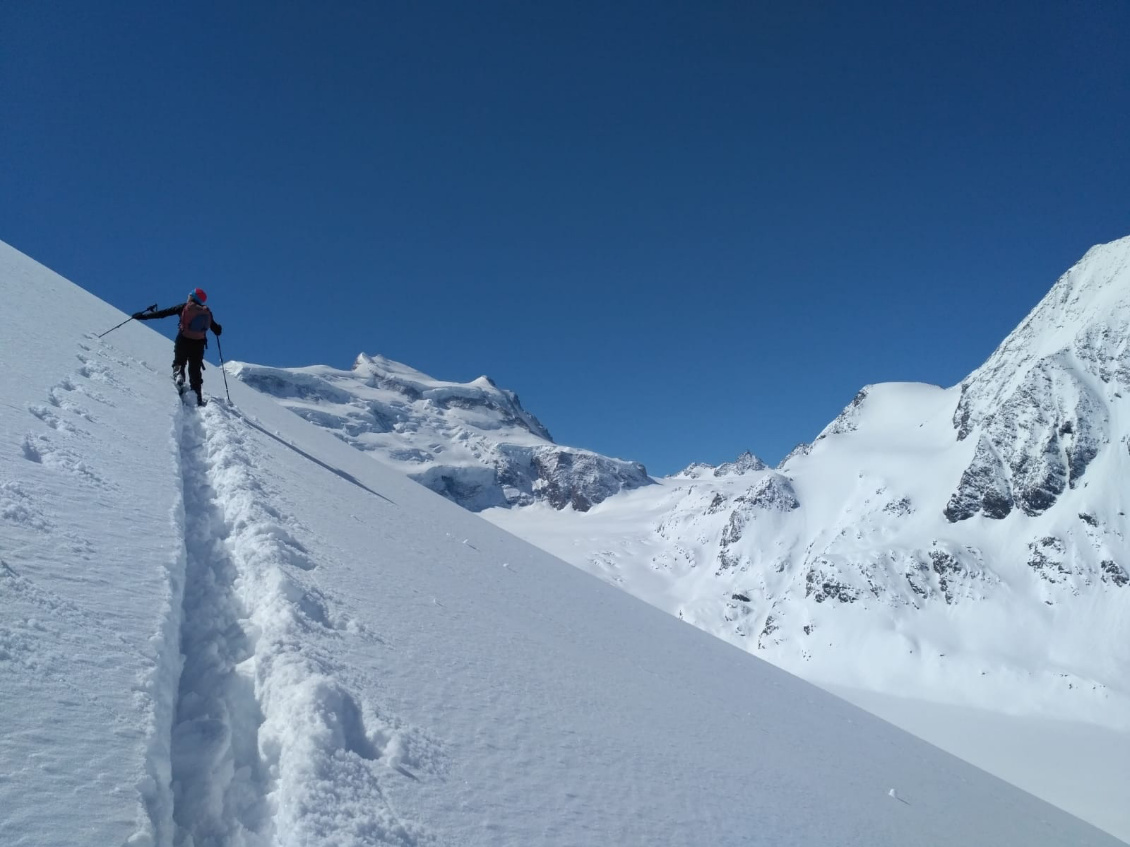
[173,335,206,391]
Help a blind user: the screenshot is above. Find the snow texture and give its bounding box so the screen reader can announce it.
[3,241,1125,845]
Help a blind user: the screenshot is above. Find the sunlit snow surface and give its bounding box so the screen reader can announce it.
[0,239,1123,846]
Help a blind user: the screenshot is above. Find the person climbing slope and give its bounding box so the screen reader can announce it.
[133,288,223,407]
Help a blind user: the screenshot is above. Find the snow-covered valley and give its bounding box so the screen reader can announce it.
[1,238,1126,845]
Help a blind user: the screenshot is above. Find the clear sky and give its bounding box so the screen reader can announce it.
[2,1,1128,475]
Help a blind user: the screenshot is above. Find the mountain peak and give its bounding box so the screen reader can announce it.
[674,450,768,479]
[233,353,652,511]
[946,234,1130,520]
[961,234,1130,408]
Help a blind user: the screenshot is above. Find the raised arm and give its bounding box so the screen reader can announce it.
[133,304,185,320]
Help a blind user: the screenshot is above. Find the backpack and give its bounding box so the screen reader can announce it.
[179,302,212,340]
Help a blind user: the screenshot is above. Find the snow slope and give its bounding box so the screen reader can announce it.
[829,686,1130,842]
[2,243,1123,845]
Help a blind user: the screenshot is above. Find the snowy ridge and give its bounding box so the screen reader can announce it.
[673,449,768,479]
[960,235,1130,412]
[228,355,652,512]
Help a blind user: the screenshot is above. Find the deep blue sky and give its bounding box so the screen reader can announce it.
[2,1,1128,474]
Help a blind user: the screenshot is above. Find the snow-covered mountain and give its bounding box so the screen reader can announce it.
[487,237,1130,722]
[228,356,652,512]
[14,242,1119,844]
[479,236,1130,838]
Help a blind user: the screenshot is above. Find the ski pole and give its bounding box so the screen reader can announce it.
[216,335,233,405]
[98,303,157,338]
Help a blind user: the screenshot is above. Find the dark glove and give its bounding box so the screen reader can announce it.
[212,321,223,337]
[132,312,148,320]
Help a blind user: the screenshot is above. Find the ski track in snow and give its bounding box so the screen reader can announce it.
[163,400,430,847]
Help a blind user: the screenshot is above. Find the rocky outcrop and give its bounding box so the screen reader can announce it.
[675,451,767,479]
[530,449,651,512]
[947,356,1107,520]
[944,436,1014,521]
[715,451,769,476]
[744,474,800,512]
[815,388,870,441]
[776,442,812,469]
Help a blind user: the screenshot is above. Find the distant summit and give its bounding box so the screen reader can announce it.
[229,353,652,511]
[674,450,768,479]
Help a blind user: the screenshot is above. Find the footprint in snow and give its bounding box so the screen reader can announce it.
[19,434,112,489]
[28,405,81,435]
[0,481,53,532]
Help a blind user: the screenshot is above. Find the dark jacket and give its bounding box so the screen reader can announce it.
[136,303,223,338]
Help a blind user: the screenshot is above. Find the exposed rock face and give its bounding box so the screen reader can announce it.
[530,449,650,512]
[231,354,652,511]
[947,355,1107,520]
[676,450,768,479]
[715,451,769,476]
[944,436,1014,521]
[745,474,800,512]
[946,239,1130,521]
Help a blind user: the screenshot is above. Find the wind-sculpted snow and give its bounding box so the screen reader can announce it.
[229,356,652,512]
